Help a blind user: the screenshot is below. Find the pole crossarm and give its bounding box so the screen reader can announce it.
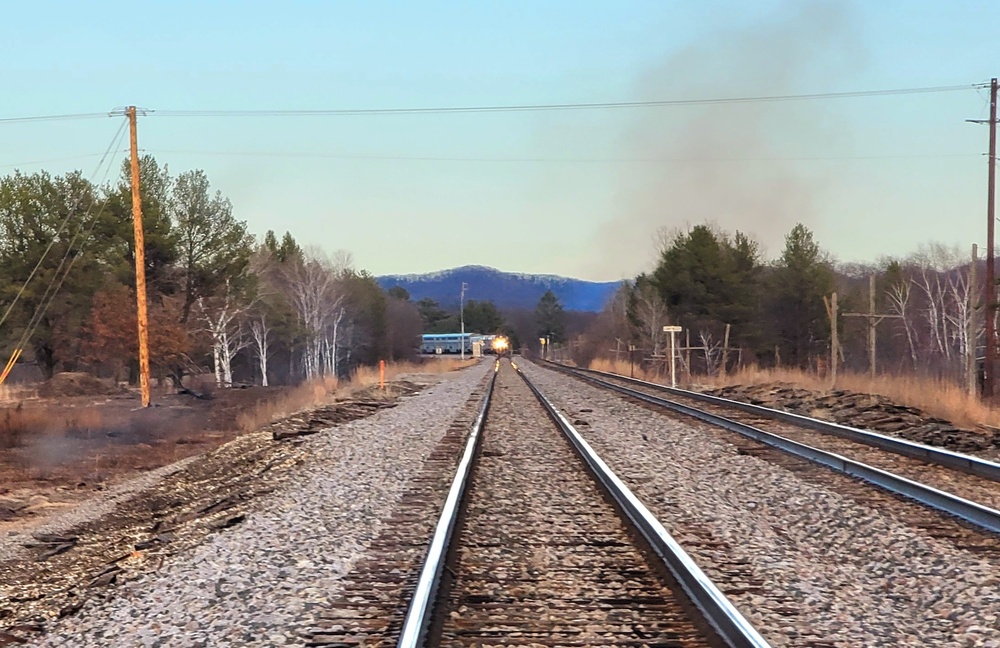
[842,275,904,378]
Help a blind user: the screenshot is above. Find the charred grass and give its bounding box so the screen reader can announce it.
[2,358,475,487]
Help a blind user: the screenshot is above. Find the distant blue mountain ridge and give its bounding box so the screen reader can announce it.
[377,265,621,312]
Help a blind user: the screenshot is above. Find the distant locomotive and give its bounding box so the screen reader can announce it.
[491,335,511,357]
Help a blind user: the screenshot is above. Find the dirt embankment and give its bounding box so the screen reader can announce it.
[701,383,1000,458]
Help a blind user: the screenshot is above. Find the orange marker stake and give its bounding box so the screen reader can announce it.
[379,360,385,390]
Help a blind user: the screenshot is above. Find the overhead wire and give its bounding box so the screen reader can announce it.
[0,112,111,125]
[0,151,125,170]
[0,120,129,378]
[0,120,127,332]
[0,84,978,124]
[150,84,978,118]
[143,148,980,164]
[11,123,129,354]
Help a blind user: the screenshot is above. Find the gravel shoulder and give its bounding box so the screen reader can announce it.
[19,361,492,648]
[521,359,1000,647]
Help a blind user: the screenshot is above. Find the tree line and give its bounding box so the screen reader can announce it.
[0,157,423,387]
[0,156,581,388]
[576,222,982,383]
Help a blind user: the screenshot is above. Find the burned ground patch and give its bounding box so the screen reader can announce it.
[0,381,421,645]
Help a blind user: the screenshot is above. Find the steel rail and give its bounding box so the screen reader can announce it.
[545,363,1000,535]
[513,362,772,648]
[557,362,1000,483]
[396,362,499,648]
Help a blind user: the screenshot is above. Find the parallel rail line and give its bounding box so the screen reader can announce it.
[561,364,1000,482]
[545,362,1000,535]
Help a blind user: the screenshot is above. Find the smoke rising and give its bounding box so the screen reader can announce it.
[592,1,861,278]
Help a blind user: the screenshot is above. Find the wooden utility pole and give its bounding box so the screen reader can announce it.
[991,78,998,397]
[685,329,692,383]
[823,292,839,386]
[721,323,731,376]
[127,106,151,408]
[969,243,979,397]
[969,78,998,396]
[844,275,902,379]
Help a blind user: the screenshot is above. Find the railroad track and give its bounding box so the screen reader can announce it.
[310,360,769,647]
[544,362,1000,535]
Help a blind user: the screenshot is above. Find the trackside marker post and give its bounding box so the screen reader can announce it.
[379,360,385,391]
[663,325,682,388]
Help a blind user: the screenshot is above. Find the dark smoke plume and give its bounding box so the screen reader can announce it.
[592,1,861,278]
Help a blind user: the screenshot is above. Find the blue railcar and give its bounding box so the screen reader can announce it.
[421,333,473,355]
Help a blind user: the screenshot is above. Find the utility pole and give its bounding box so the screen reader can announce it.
[823,292,839,387]
[127,106,151,407]
[844,275,902,380]
[969,243,979,397]
[969,78,998,397]
[721,323,731,376]
[685,329,691,383]
[460,281,467,361]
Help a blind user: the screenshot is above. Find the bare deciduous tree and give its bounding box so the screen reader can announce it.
[630,280,669,355]
[886,275,917,368]
[198,282,250,387]
[282,248,351,380]
[249,312,271,387]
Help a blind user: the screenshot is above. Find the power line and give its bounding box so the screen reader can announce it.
[0,151,126,170]
[144,148,980,163]
[0,112,111,124]
[0,120,127,334]
[4,125,127,363]
[150,85,978,117]
[0,84,980,124]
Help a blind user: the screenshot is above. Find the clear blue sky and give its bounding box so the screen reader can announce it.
[1,0,997,280]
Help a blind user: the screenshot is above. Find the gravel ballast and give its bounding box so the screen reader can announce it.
[521,360,1000,647]
[26,362,492,647]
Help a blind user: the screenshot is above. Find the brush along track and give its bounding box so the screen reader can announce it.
[563,367,1000,515]
[430,362,733,647]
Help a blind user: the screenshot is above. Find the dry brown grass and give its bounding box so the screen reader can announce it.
[587,357,1000,430]
[0,383,37,404]
[235,376,340,433]
[0,406,116,450]
[351,358,476,385]
[588,357,659,382]
[235,358,475,432]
